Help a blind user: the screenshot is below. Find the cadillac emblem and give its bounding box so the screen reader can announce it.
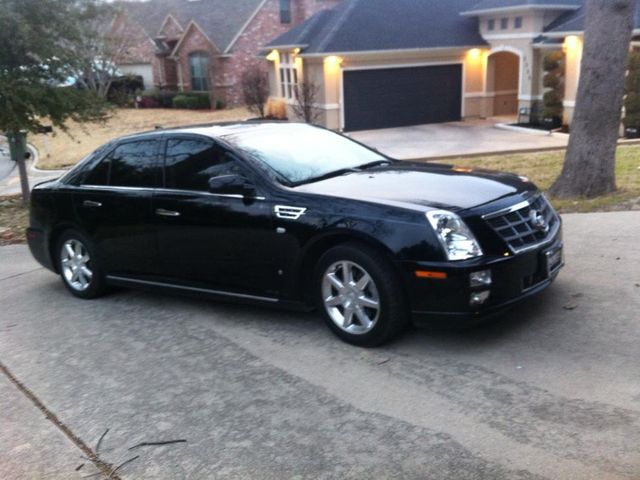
[529,209,549,233]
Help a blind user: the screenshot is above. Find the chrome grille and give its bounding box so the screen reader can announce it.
[484,195,558,252]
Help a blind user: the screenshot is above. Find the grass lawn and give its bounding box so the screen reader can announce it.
[447,145,640,213]
[0,196,28,246]
[31,107,252,170]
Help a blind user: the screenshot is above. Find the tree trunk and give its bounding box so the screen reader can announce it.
[550,0,638,198]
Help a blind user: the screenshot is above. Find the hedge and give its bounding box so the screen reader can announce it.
[172,93,211,110]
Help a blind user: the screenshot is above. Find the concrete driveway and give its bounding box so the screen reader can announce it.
[348,119,569,159]
[1,211,639,480]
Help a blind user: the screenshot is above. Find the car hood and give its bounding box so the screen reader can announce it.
[293,162,537,212]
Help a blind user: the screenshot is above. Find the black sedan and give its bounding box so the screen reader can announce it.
[27,122,563,346]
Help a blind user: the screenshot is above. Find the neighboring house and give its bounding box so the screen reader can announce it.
[113,0,340,107]
[263,0,640,131]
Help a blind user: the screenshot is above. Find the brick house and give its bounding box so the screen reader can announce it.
[115,0,341,107]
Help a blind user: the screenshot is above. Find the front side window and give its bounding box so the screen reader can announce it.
[84,140,159,188]
[109,141,159,188]
[223,124,386,185]
[279,52,298,99]
[280,0,291,23]
[164,138,241,191]
[189,53,209,91]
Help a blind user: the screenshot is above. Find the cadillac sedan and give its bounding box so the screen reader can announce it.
[27,122,563,346]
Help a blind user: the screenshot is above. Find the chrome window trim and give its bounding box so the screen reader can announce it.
[77,184,266,201]
[106,275,279,303]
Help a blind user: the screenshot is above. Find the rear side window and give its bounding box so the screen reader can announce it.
[164,138,241,191]
[83,140,159,188]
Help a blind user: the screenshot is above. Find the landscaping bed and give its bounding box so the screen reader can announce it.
[0,196,28,245]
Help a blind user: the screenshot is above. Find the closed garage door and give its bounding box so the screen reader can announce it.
[343,64,463,131]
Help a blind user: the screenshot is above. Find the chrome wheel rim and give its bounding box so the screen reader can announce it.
[321,260,380,335]
[60,239,93,292]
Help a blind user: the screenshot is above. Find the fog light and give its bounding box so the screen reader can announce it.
[470,290,490,307]
[470,270,492,288]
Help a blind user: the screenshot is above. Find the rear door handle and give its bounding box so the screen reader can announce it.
[155,208,181,217]
[83,200,102,208]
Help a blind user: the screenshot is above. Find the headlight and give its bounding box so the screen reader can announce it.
[426,210,483,261]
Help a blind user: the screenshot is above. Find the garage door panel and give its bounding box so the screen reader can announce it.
[343,65,462,131]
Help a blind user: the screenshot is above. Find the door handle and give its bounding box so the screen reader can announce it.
[155,208,181,217]
[83,200,102,208]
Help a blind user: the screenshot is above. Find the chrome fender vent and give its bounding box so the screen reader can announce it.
[275,205,307,220]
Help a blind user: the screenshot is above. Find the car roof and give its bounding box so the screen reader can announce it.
[117,121,313,143]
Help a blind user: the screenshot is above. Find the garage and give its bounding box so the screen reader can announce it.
[343,64,463,131]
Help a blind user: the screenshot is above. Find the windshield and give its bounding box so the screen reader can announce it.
[222,124,387,185]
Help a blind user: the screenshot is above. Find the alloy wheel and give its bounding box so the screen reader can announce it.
[60,239,93,292]
[321,260,381,335]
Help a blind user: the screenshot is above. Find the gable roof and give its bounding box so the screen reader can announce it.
[118,0,264,52]
[462,0,581,15]
[266,0,487,55]
[544,3,640,35]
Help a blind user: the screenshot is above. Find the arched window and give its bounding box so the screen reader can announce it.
[189,53,209,91]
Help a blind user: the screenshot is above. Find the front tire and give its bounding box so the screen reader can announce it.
[56,230,106,299]
[315,243,408,347]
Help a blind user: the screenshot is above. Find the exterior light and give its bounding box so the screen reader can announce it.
[467,48,482,62]
[292,48,301,55]
[266,50,279,62]
[470,291,490,307]
[563,35,580,53]
[470,270,492,288]
[324,56,343,67]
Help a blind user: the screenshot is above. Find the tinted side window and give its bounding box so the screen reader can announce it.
[165,138,241,191]
[109,140,159,188]
[83,155,111,186]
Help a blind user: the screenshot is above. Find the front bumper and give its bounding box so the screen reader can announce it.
[403,229,564,327]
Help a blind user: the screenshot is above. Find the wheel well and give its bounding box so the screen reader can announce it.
[296,234,403,303]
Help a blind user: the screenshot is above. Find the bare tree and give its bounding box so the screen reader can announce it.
[71,2,140,99]
[241,65,269,117]
[550,0,638,198]
[292,81,322,125]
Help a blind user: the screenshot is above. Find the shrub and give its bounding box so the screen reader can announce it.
[241,65,269,117]
[172,93,211,110]
[624,52,640,129]
[139,96,159,108]
[149,90,178,108]
[542,51,565,122]
[215,99,225,110]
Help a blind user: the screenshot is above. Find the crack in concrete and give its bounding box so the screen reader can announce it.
[0,360,119,480]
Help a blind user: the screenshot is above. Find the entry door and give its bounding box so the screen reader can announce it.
[153,136,282,297]
[343,64,463,131]
[74,139,161,276]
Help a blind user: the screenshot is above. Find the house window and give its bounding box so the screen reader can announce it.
[488,19,495,31]
[500,17,509,30]
[279,52,298,99]
[280,0,291,24]
[514,16,523,29]
[189,53,209,91]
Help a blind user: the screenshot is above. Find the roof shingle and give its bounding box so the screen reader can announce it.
[267,0,487,54]
[118,0,263,52]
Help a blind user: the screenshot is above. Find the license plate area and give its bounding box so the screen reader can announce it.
[522,244,563,292]
[545,245,563,276]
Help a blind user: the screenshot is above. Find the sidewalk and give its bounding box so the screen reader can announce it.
[0,137,65,196]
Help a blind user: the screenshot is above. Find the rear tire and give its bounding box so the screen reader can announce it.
[315,242,408,347]
[55,229,107,299]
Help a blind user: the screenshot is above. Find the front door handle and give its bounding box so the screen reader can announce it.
[155,208,181,217]
[83,200,102,208]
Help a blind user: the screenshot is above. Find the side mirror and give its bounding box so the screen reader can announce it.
[208,174,256,197]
